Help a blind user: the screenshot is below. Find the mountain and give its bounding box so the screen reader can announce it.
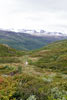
[17,29,67,36]
[0,29,67,50]
[30,39,67,73]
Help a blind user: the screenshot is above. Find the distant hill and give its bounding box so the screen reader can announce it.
[0,44,26,63]
[30,40,67,73]
[0,44,26,57]
[0,29,67,50]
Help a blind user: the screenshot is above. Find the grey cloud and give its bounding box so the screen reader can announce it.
[0,0,67,33]
[13,0,67,12]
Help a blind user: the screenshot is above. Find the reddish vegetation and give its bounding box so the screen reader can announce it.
[0,76,4,84]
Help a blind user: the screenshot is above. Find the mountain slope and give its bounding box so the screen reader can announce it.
[0,40,67,100]
[0,44,26,63]
[0,44,17,57]
[0,29,67,50]
[0,44,26,57]
[30,40,67,73]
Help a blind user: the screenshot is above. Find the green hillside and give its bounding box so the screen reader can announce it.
[0,44,26,56]
[0,44,26,63]
[0,40,67,100]
[30,40,67,73]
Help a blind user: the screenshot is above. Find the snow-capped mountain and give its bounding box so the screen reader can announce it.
[2,28,67,37]
[15,29,67,37]
[0,29,67,50]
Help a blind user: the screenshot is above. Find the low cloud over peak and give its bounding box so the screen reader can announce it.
[0,0,67,33]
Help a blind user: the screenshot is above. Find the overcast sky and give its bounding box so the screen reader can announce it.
[0,0,67,33]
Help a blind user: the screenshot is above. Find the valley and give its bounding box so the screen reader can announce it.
[0,40,67,100]
[0,29,67,50]
[0,0,67,99]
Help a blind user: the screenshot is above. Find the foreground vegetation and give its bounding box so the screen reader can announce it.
[30,40,67,74]
[0,40,67,100]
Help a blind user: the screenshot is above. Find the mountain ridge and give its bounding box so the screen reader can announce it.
[0,29,67,50]
[18,29,67,37]
[4,28,67,36]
